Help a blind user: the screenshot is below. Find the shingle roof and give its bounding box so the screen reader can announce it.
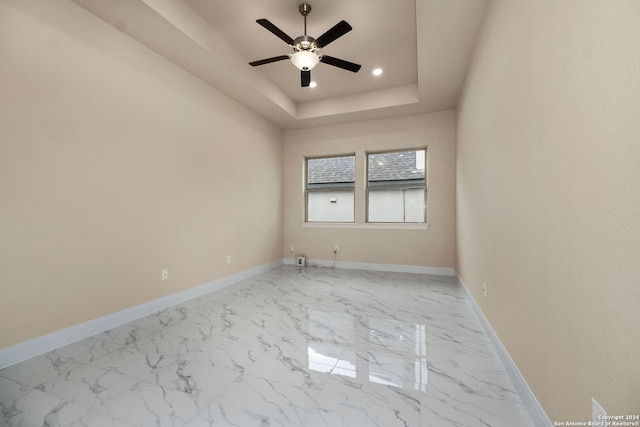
[307,152,424,185]
[368,152,425,182]
[307,156,355,184]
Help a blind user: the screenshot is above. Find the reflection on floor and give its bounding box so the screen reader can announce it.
[307,311,428,392]
[0,266,535,426]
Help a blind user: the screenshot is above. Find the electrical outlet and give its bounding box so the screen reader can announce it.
[226,255,231,264]
[592,398,606,423]
[161,269,168,280]
[334,245,339,253]
[482,282,487,296]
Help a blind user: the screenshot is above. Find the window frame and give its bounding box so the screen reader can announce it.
[301,148,429,230]
[365,148,427,224]
[305,153,356,223]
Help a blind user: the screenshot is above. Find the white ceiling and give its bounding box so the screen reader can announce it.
[71,0,488,130]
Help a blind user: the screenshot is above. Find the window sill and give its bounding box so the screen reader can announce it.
[302,222,430,231]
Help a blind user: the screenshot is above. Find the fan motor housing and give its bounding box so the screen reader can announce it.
[294,35,318,52]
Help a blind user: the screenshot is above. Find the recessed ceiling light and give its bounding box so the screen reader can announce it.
[372,68,383,76]
[309,81,317,88]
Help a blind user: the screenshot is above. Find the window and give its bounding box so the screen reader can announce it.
[367,149,426,223]
[306,155,355,222]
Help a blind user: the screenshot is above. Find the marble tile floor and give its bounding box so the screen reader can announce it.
[0,266,536,426]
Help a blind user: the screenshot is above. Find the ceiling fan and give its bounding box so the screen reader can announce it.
[249,3,361,87]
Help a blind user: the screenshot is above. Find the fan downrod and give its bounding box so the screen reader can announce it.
[299,3,312,36]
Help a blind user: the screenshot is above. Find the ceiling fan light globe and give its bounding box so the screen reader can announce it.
[291,50,319,71]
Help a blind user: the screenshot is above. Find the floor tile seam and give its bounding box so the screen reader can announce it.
[84,394,148,426]
[39,359,155,406]
[95,332,159,348]
[0,371,43,389]
[312,386,423,419]
[148,332,278,368]
[418,391,533,427]
[418,402,483,427]
[82,345,144,369]
[228,373,326,416]
[319,374,426,399]
[424,372,520,403]
[154,325,237,344]
[0,381,34,406]
[179,344,279,374]
[0,372,19,384]
[357,349,429,361]
[0,390,90,426]
[423,374,521,406]
[455,370,523,398]
[3,380,132,424]
[71,346,131,368]
[82,354,176,385]
[253,356,313,376]
[40,359,109,383]
[0,361,81,390]
[216,377,327,426]
[303,401,422,426]
[132,370,244,405]
[146,318,255,344]
[425,321,495,342]
[187,335,272,354]
[426,333,495,352]
[37,379,133,415]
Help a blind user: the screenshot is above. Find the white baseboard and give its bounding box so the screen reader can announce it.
[0,260,283,370]
[283,257,455,276]
[456,273,552,427]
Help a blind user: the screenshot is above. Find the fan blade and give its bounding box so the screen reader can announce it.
[320,55,361,73]
[301,70,311,87]
[249,55,290,67]
[316,20,352,48]
[256,19,294,45]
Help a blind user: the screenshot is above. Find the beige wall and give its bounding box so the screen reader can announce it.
[0,0,283,349]
[283,112,456,268]
[457,0,640,421]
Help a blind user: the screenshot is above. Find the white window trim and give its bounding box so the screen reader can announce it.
[302,148,429,230]
[366,148,427,224]
[302,222,430,231]
[305,154,356,223]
